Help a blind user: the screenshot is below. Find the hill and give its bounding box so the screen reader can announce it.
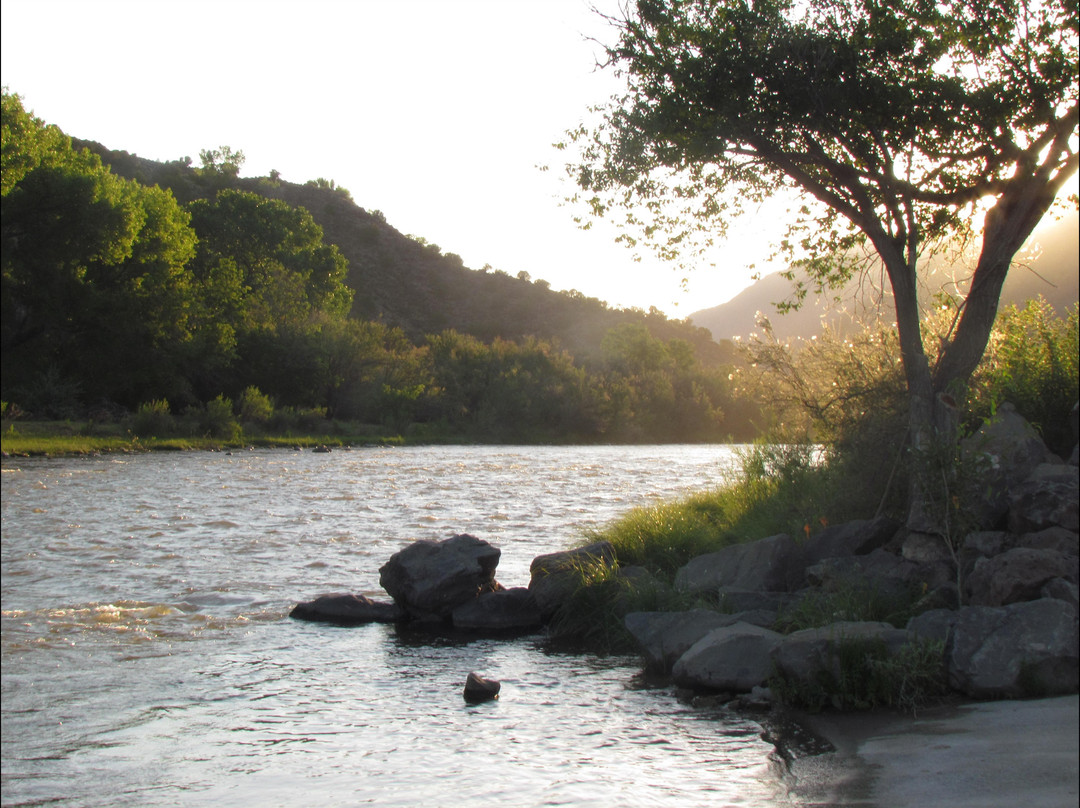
[77,140,737,369]
[689,214,1079,342]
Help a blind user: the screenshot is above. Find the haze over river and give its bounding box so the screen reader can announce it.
[2,445,797,807]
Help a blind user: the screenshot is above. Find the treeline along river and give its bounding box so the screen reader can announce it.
[2,446,795,807]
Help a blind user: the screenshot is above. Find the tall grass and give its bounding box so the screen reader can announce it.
[583,440,879,581]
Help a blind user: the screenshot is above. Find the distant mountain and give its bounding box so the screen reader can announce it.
[77,140,737,369]
[689,214,1079,342]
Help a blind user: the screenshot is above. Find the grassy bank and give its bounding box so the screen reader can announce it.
[0,420,415,457]
[547,442,910,647]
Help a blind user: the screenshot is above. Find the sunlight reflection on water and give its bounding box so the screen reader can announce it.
[2,445,796,807]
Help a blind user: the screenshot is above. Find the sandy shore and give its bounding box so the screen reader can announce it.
[780,695,1079,807]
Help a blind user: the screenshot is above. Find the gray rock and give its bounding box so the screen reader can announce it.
[772,621,910,687]
[463,672,500,703]
[379,534,501,620]
[958,531,1013,581]
[805,549,950,597]
[451,587,542,632]
[528,541,616,619]
[913,582,960,612]
[717,589,798,612]
[1019,527,1079,556]
[1009,463,1080,533]
[901,532,955,564]
[289,593,405,624]
[802,516,900,566]
[671,622,784,692]
[963,404,1059,527]
[947,599,1079,698]
[906,608,960,645]
[966,547,1079,606]
[675,533,806,594]
[1042,578,1080,609]
[624,608,777,672]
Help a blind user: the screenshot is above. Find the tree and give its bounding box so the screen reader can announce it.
[2,91,198,408]
[187,190,352,332]
[198,145,245,178]
[563,0,1078,528]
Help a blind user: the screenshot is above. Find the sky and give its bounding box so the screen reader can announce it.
[1,0,783,317]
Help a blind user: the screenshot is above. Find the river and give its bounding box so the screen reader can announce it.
[2,445,795,807]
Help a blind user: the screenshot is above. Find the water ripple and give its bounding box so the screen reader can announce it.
[0,445,795,807]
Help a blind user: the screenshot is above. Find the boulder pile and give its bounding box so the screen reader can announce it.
[291,533,619,635]
[626,403,1079,701]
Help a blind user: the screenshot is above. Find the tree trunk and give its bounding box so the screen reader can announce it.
[883,182,1060,534]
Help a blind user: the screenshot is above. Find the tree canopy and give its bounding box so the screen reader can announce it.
[0,89,752,443]
[564,0,1078,523]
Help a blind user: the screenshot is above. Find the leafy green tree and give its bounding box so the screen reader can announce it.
[2,92,198,408]
[426,331,604,439]
[187,190,352,330]
[564,0,1077,526]
[198,145,245,178]
[1,90,71,195]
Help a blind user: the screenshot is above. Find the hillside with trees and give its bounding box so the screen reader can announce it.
[1,90,757,443]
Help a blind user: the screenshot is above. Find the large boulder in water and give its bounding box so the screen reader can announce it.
[379,534,501,621]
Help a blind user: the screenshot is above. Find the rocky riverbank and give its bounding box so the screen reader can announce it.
[293,403,1078,708]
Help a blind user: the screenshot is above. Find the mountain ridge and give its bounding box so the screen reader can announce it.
[689,215,1079,342]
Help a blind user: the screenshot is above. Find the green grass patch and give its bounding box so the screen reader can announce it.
[1,421,409,457]
[580,441,868,581]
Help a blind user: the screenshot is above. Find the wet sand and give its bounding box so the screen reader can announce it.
[783,695,1079,807]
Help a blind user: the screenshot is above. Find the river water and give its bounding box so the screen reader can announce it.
[2,445,796,807]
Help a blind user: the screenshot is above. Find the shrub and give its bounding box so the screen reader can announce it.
[237,386,274,424]
[198,395,240,440]
[967,299,1079,456]
[129,399,175,437]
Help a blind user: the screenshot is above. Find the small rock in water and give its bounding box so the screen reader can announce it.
[463,672,500,703]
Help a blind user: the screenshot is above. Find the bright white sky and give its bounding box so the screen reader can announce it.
[1,0,781,317]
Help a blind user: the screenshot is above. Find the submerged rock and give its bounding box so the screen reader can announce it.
[289,593,405,624]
